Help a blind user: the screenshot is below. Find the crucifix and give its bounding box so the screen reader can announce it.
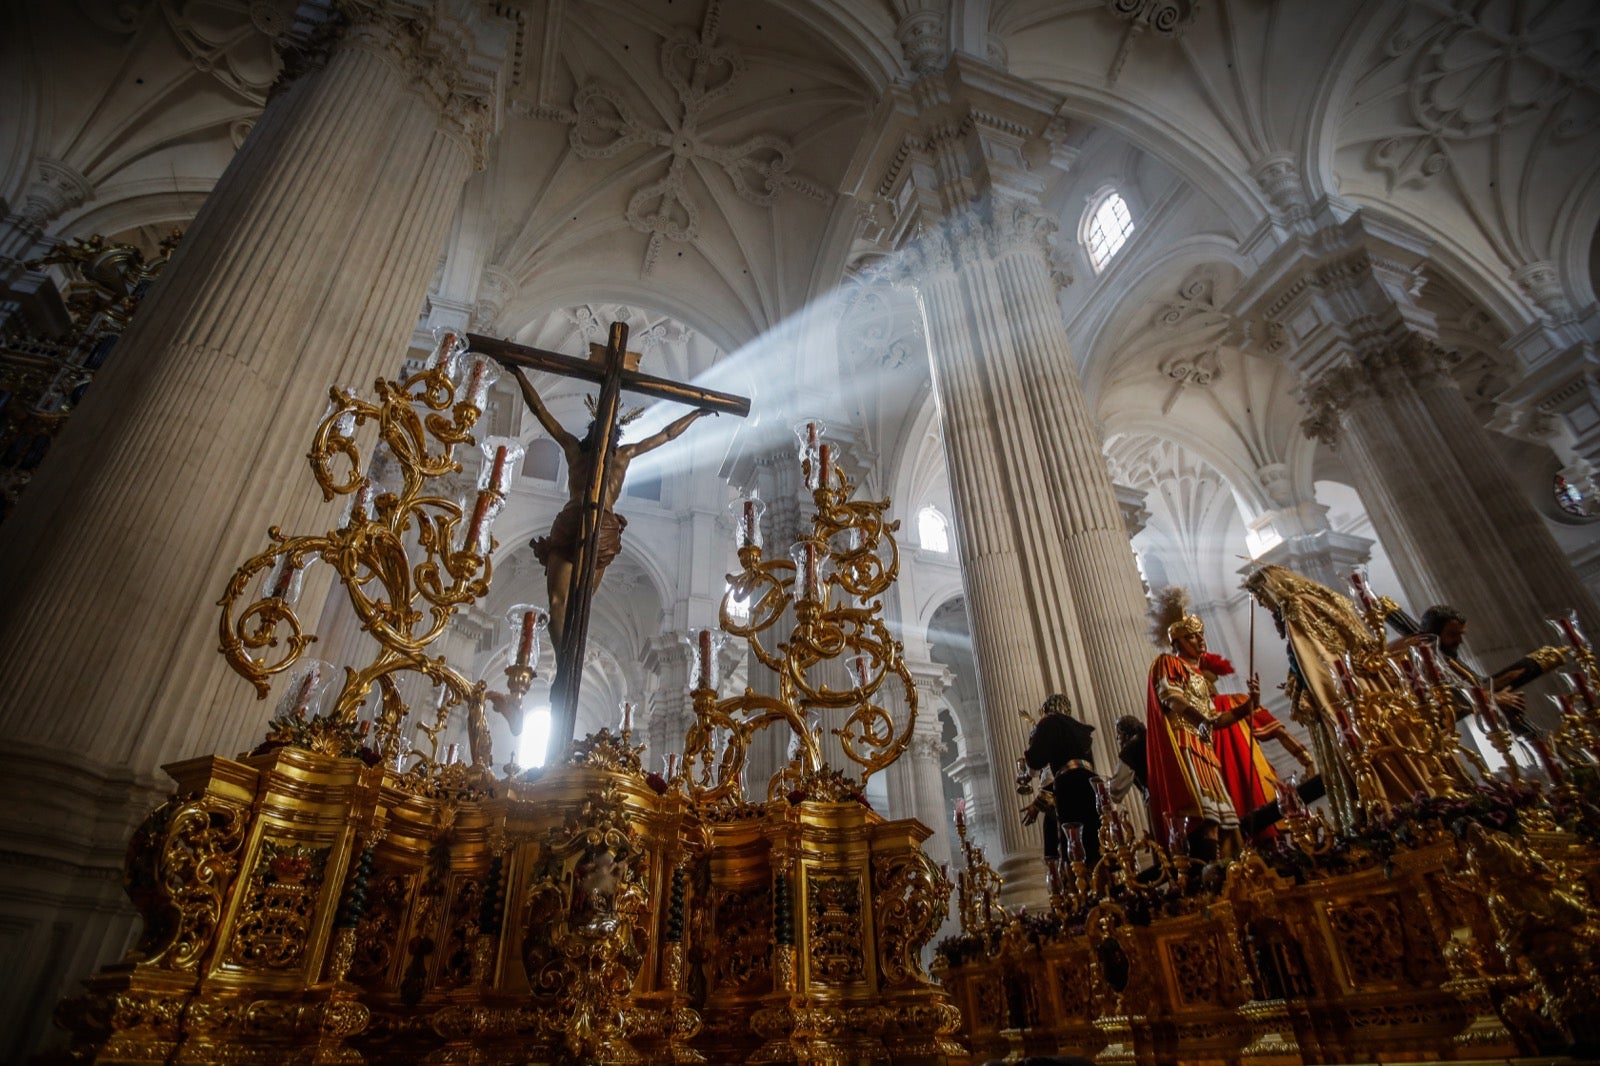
[467,322,750,757]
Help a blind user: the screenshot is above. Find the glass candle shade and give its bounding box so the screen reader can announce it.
[1549,609,1590,654]
[461,488,504,556]
[426,325,466,377]
[1413,637,1445,685]
[1061,823,1086,865]
[1347,566,1376,613]
[789,540,822,603]
[848,653,872,690]
[342,478,387,527]
[1280,774,1307,817]
[1091,776,1114,814]
[323,396,358,439]
[1166,814,1191,856]
[507,604,548,668]
[732,494,765,550]
[260,553,307,606]
[1467,686,1502,734]
[793,418,826,461]
[688,628,724,691]
[459,354,500,412]
[479,436,525,495]
[277,659,334,719]
[1329,654,1360,702]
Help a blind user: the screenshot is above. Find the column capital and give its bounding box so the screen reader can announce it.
[895,9,948,76]
[1297,332,1454,447]
[1228,211,1441,381]
[335,0,510,169]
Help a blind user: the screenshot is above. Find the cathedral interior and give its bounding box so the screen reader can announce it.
[1,0,1599,1062]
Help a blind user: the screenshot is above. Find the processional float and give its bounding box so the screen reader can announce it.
[44,329,961,1065]
[939,563,1600,1064]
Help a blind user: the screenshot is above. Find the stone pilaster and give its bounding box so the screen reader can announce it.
[883,60,1154,903]
[1301,334,1600,665]
[0,4,510,1055]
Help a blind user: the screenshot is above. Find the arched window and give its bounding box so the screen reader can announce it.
[918,505,950,553]
[1083,190,1135,272]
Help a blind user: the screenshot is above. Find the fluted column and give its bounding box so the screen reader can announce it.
[1302,336,1600,666]
[0,5,508,1055]
[896,72,1158,896]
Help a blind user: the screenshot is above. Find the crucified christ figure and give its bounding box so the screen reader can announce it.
[510,368,712,653]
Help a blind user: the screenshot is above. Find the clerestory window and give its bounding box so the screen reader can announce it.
[1083,190,1135,272]
[918,505,950,553]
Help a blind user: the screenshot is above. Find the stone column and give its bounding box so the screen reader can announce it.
[1302,335,1600,666]
[643,634,695,773]
[1236,212,1600,673]
[0,4,508,1055]
[881,661,955,871]
[888,61,1153,902]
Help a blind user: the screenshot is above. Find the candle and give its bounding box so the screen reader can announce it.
[1280,776,1306,818]
[817,443,832,489]
[1398,656,1429,703]
[516,609,539,667]
[1416,640,1444,685]
[269,556,296,601]
[665,752,678,779]
[1550,610,1590,653]
[851,654,870,689]
[428,330,460,371]
[1526,733,1565,784]
[1349,568,1375,612]
[357,719,370,738]
[1468,686,1501,734]
[1570,670,1598,712]
[1331,656,1359,701]
[464,359,486,408]
[489,445,509,494]
[291,662,320,718]
[1166,814,1189,855]
[1091,776,1113,813]
[802,542,818,600]
[464,490,493,554]
[698,629,714,689]
[620,701,634,734]
[806,422,818,450]
[743,498,758,546]
[447,743,459,765]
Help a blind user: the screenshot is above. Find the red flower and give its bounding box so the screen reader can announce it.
[1200,653,1235,677]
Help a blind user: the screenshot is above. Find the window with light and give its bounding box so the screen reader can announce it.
[1084,191,1135,272]
[517,706,552,768]
[918,505,950,553]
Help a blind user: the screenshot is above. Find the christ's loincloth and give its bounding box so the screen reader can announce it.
[532,502,627,571]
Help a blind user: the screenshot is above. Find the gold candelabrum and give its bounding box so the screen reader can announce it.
[679,420,917,805]
[216,329,547,787]
[50,383,966,1064]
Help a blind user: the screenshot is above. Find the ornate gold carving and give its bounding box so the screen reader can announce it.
[708,885,771,991]
[125,794,249,971]
[806,876,865,984]
[225,840,332,972]
[872,850,949,987]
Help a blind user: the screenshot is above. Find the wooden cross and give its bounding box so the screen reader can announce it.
[467,323,750,756]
